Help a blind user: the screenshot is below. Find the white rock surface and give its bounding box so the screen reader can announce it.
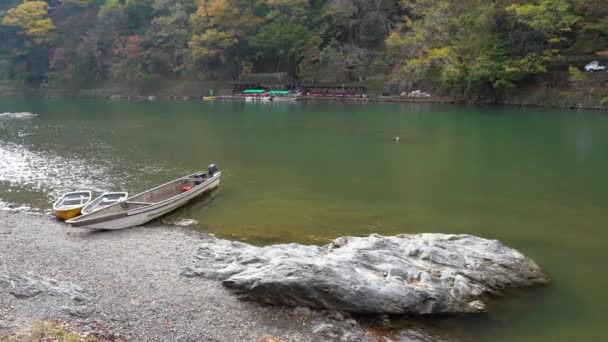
[187,233,549,314]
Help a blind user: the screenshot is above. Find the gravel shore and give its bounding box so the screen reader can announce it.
[0,211,389,341]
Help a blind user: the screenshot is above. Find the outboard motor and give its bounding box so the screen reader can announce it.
[207,164,218,176]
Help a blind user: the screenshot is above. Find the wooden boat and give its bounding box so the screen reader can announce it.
[272,96,299,102]
[66,165,221,230]
[81,192,128,215]
[53,191,92,220]
[269,90,298,102]
[245,95,272,102]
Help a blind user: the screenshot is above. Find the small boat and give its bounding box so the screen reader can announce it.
[81,192,128,215]
[272,96,299,102]
[66,164,221,230]
[53,191,92,220]
[245,95,272,102]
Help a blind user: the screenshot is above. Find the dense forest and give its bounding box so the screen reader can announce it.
[0,0,606,95]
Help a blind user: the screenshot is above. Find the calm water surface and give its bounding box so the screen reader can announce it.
[0,100,606,341]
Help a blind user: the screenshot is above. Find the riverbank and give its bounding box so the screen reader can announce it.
[1,76,607,111]
[0,211,450,342]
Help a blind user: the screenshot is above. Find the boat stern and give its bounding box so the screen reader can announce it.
[55,207,83,221]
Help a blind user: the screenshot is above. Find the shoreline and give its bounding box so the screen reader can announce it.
[1,93,606,112]
[0,211,450,341]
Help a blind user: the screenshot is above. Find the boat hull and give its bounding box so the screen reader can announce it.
[69,176,220,230]
[55,207,84,221]
[272,97,299,102]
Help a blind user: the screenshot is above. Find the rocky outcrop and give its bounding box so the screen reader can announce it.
[0,272,94,318]
[186,234,549,315]
[0,273,91,301]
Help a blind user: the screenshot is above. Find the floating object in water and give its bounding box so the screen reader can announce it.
[0,199,32,213]
[81,192,128,215]
[66,164,221,230]
[53,191,92,221]
[0,112,38,119]
[174,218,199,227]
[272,96,299,102]
[395,136,400,142]
[244,95,272,102]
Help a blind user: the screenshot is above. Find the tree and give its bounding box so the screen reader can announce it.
[110,34,146,82]
[125,0,154,27]
[250,0,320,72]
[570,0,608,53]
[142,0,195,76]
[506,0,580,51]
[46,4,99,86]
[1,0,55,44]
[189,0,262,76]
[324,0,398,45]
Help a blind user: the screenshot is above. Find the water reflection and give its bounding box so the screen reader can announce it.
[0,100,607,341]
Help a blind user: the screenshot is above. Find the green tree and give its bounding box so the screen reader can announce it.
[506,0,580,45]
[568,65,587,82]
[250,0,320,72]
[189,0,262,77]
[570,0,608,53]
[142,0,195,76]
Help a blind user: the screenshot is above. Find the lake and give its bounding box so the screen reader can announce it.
[0,99,606,341]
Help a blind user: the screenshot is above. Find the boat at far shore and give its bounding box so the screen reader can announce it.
[245,95,272,102]
[53,191,92,220]
[66,164,221,230]
[272,96,299,102]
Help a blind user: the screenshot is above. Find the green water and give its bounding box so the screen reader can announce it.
[0,100,606,341]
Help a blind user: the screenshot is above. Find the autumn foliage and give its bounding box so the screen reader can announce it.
[0,0,606,92]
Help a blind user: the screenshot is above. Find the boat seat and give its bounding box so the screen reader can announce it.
[125,201,153,205]
[183,177,205,182]
[121,201,153,208]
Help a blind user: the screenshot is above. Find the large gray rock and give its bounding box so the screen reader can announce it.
[186,234,549,315]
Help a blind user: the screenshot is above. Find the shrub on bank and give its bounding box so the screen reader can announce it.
[569,66,588,83]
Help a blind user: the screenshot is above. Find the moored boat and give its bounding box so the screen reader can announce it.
[53,191,92,220]
[269,90,298,102]
[245,95,272,102]
[272,96,298,102]
[81,192,128,215]
[66,164,221,230]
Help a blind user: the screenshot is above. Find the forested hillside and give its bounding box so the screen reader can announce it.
[0,0,606,96]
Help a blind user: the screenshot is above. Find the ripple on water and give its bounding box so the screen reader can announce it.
[0,142,121,201]
[0,198,33,213]
[0,112,37,119]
